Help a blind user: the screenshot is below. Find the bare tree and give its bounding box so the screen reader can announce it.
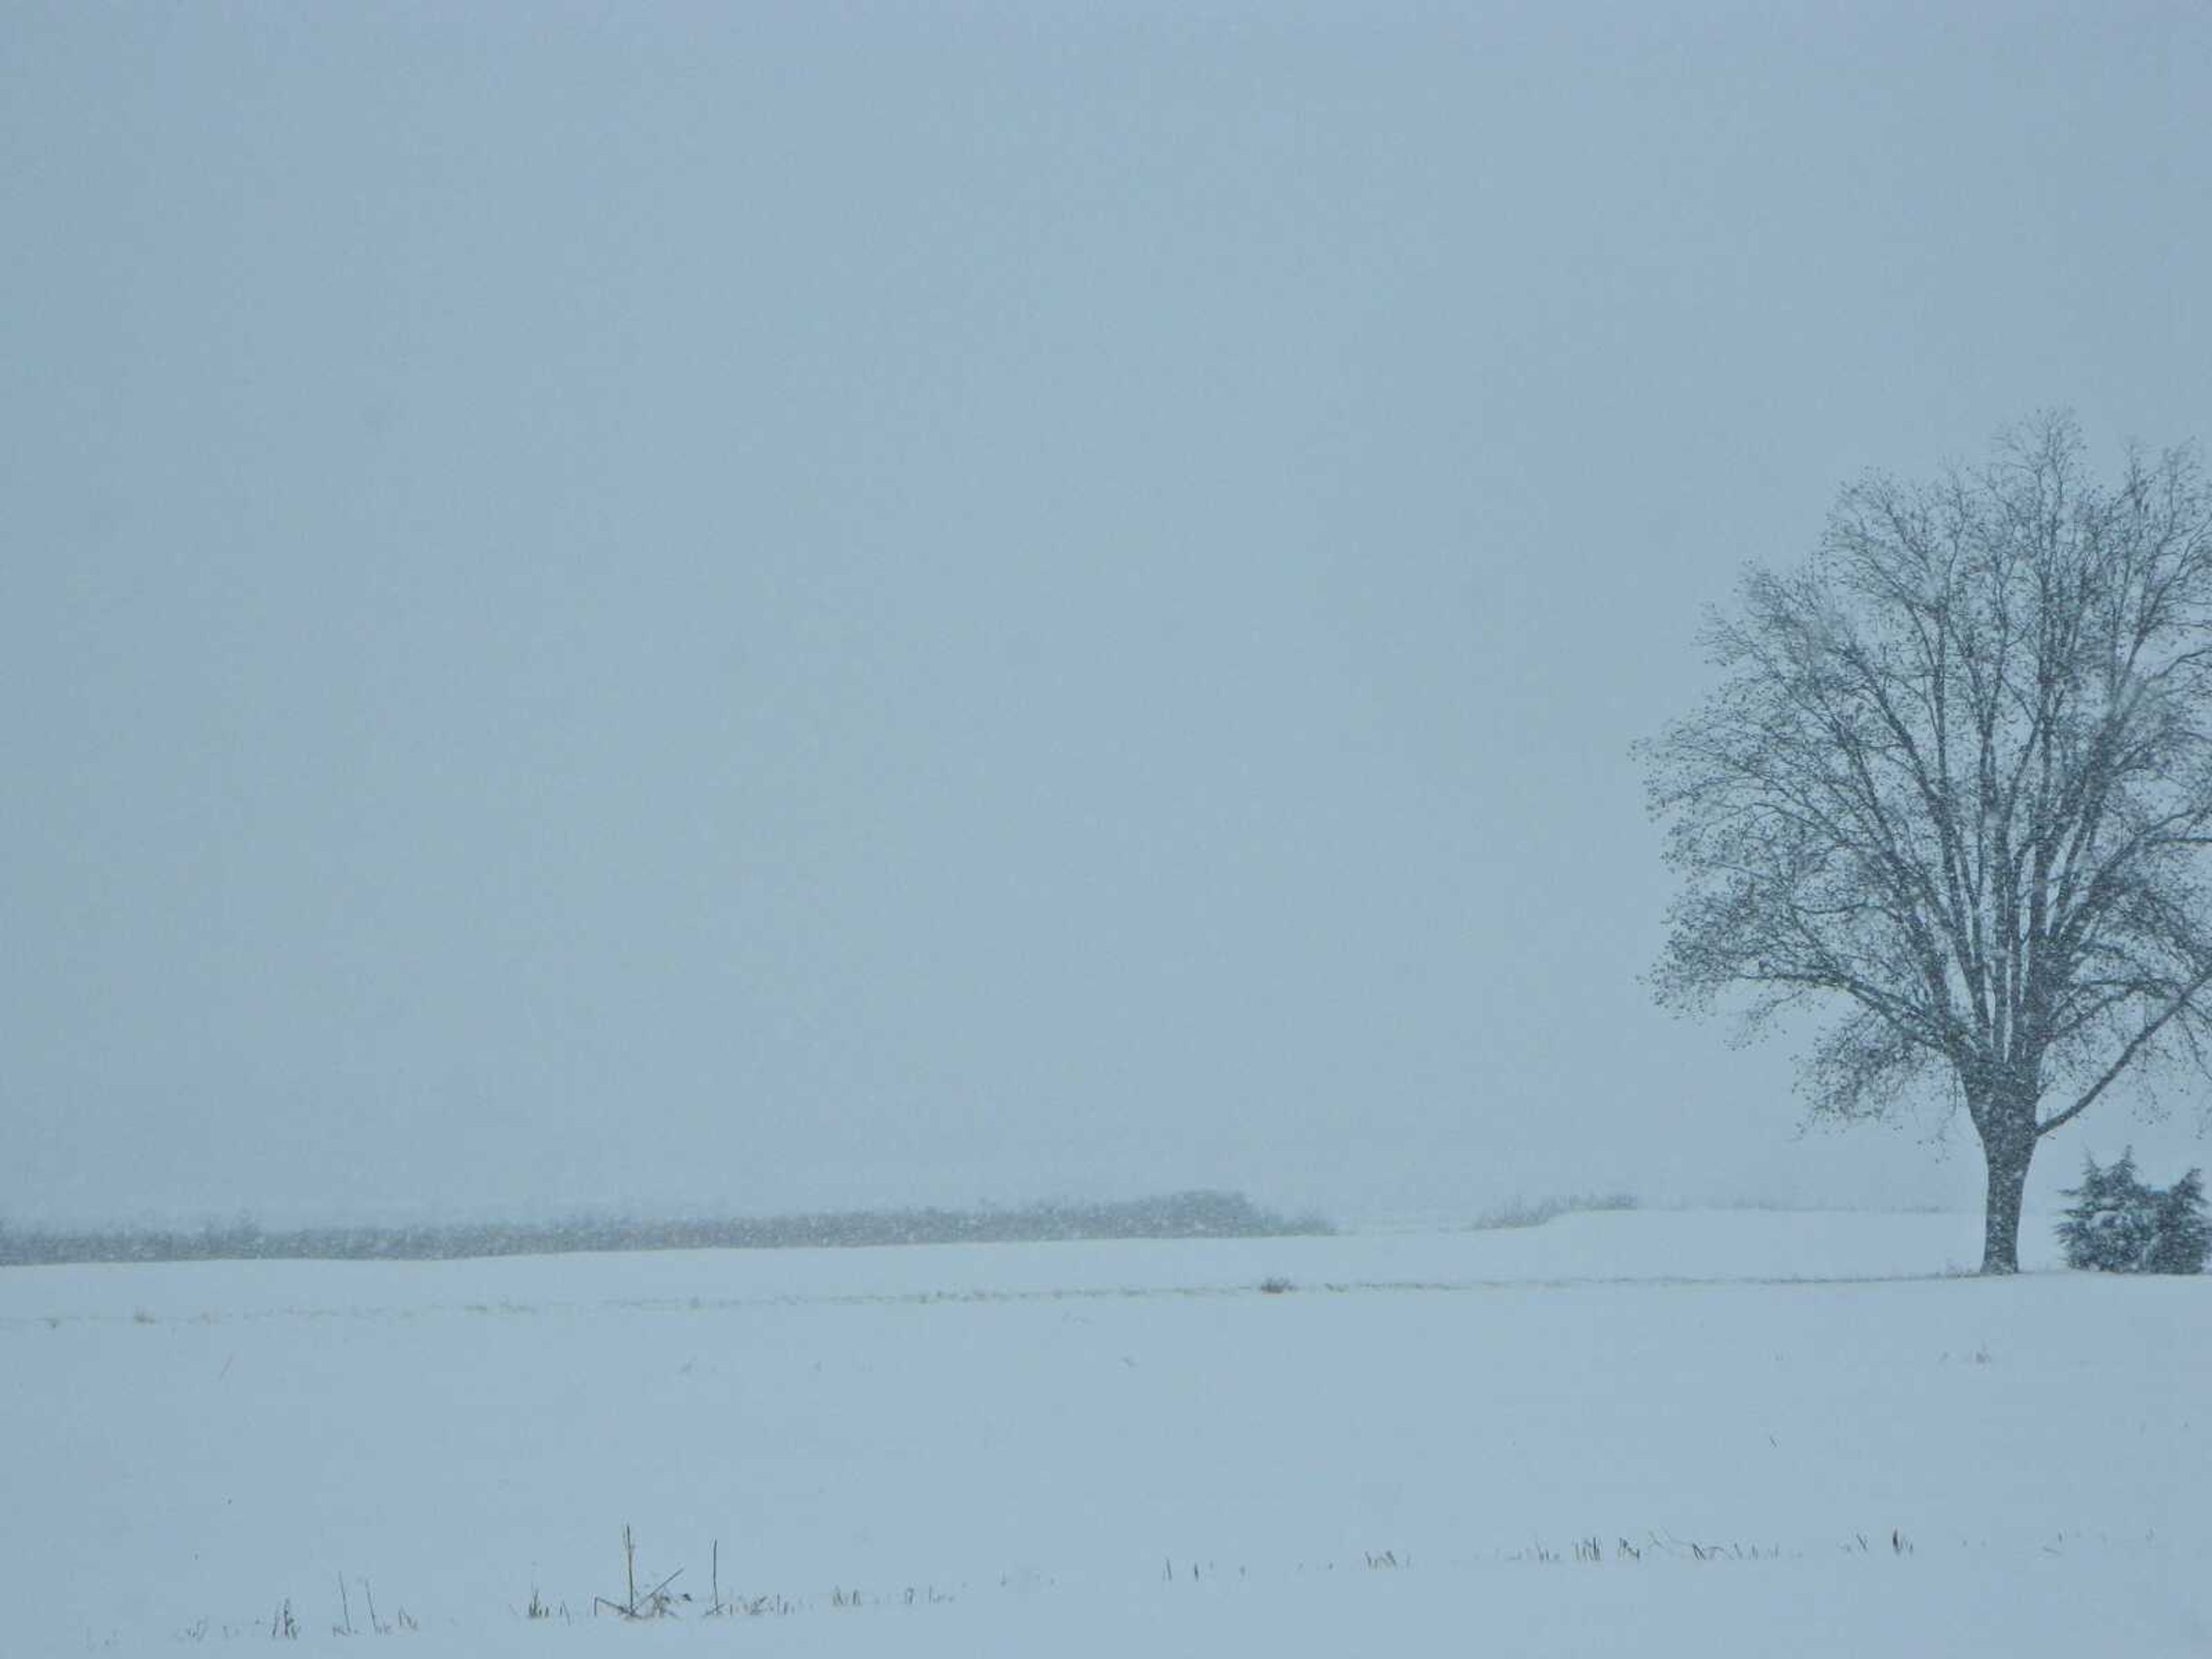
[1643,415,2212,1272]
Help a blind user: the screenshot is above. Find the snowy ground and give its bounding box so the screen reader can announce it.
[5,1210,2205,1656]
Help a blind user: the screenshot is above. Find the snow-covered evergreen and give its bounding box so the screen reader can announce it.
[2056,1150,2208,1274]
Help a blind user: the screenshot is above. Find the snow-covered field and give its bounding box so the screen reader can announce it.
[5,1210,2205,1656]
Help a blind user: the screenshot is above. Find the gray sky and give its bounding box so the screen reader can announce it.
[5,2,2209,1227]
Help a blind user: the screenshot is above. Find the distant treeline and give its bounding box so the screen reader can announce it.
[0,1190,1330,1267]
[1468,1191,1639,1231]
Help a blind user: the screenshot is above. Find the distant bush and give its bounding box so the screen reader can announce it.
[0,1190,1331,1268]
[2055,1150,2209,1274]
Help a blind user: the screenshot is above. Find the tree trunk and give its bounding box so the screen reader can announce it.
[1979,1129,2033,1275]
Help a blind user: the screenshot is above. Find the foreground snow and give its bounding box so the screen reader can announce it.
[4,1210,2204,1656]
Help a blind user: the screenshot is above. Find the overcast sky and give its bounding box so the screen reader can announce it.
[5,2,2209,1228]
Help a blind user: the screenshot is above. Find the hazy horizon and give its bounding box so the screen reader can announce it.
[6,2,2211,1233]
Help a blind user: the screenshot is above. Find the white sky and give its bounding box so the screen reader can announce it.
[4,2,2209,1226]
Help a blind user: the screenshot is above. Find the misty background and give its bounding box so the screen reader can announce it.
[4,2,2209,1230]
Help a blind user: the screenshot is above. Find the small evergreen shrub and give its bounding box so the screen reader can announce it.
[2143,1169,2209,1275]
[2056,1150,2209,1274]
